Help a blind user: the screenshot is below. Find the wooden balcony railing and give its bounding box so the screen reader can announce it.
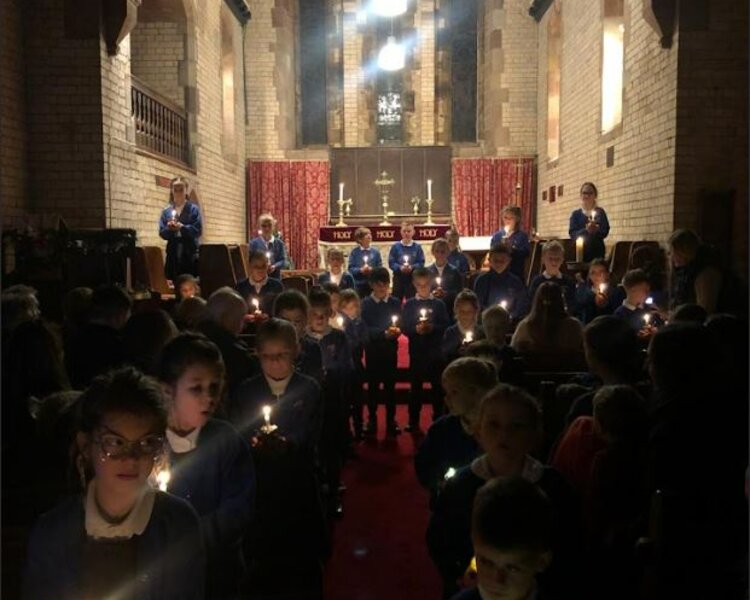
[131,76,189,166]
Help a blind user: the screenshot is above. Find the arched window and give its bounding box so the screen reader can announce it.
[221,7,237,157]
[601,0,625,133]
[547,1,562,161]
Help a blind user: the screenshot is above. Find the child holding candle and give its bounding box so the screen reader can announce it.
[159,176,203,281]
[568,182,610,262]
[528,240,578,315]
[360,267,402,436]
[157,333,255,600]
[428,238,464,322]
[339,289,369,440]
[236,250,284,319]
[388,221,426,301]
[427,384,581,600]
[23,367,205,600]
[473,244,529,318]
[174,273,201,302]
[307,288,354,518]
[348,227,382,297]
[574,258,624,324]
[248,213,289,280]
[613,269,660,336]
[489,206,531,280]
[318,247,355,290]
[272,289,324,382]
[228,318,327,598]
[414,357,497,505]
[319,282,345,329]
[446,229,471,276]
[442,290,484,365]
[402,267,451,430]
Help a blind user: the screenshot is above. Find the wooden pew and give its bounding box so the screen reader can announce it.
[132,246,173,297]
[199,244,238,298]
[229,245,248,282]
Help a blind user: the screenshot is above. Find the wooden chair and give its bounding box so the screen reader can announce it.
[132,246,173,297]
[609,240,634,286]
[199,244,238,298]
[229,245,248,282]
[238,243,251,278]
[282,275,310,295]
[527,238,546,284]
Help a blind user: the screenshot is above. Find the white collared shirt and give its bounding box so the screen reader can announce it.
[253,277,269,294]
[542,271,563,280]
[370,293,388,303]
[85,482,156,540]
[264,373,292,396]
[166,427,201,454]
[622,299,642,310]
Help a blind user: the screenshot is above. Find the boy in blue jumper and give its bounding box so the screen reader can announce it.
[272,289,324,382]
[388,221,426,301]
[348,227,383,297]
[613,269,660,338]
[574,258,624,324]
[442,290,484,365]
[361,267,402,436]
[446,229,471,275]
[402,267,450,430]
[340,289,369,439]
[489,205,531,281]
[528,240,577,314]
[248,213,289,280]
[236,250,284,319]
[428,237,464,322]
[318,247,355,290]
[473,244,528,319]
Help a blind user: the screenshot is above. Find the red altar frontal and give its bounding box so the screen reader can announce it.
[319,224,451,243]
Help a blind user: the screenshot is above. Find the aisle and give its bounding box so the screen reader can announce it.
[323,405,441,600]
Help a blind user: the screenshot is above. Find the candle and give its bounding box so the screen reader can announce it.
[363,255,369,265]
[171,209,177,220]
[591,209,597,221]
[499,300,508,310]
[643,313,652,326]
[403,255,410,265]
[444,467,457,480]
[575,236,584,262]
[262,405,272,427]
[257,229,262,236]
[463,330,474,343]
[391,315,399,327]
[339,182,344,202]
[427,179,433,200]
[645,296,653,305]
[419,308,428,322]
[265,251,272,261]
[336,315,344,328]
[598,283,607,294]
[251,298,261,314]
[435,276,442,287]
[156,468,171,492]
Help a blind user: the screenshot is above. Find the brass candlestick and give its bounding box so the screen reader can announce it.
[410,196,421,216]
[424,197,435,225]
[336,197,353,227]
[374,171,395,225]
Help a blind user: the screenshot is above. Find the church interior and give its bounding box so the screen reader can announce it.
[1,0,748,599]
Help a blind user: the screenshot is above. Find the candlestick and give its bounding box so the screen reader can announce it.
[575,237,584,262]
[336,196,353,227]
[419,308,428,322]
[435,276,442,287]
[156,468,171,492]
[427,179,432,201]
[463,330,474,344]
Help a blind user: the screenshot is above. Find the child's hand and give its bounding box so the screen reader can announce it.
[637,325,655,340]
[401,265,412,274]
[267,264,276,273]
[416,321,432,335]
[385,326,401,339]
[594,292,608,308]
[586,221,599,234]
[433,287,445,298]
[362,265,372,274]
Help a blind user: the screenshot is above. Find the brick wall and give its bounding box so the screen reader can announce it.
[0,0,27,227]
[130,21,185,108]
[535,0,679,247]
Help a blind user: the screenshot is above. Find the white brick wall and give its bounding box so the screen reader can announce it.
[130,22,185,108]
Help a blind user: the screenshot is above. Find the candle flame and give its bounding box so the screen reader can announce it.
[599,283,607,294]
[499,300,508,310]
[363,256,369,264]
[444,467,457,480]
[391,315,398,326]
[251,298,260,311]
[336,315,344,328]
[262,405,272,425]
[645,296,653,305]
[464,331,474,343]
[404,256,409,264]
[156,469,171,492]
[435,276,442,286]
[643,313,652,325]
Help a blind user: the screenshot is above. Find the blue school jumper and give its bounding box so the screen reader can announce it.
[248,235,289,279]
[447,248,471,275]
[388,241,426,300]
[168,418,255,599]
[361,294,402,424]
[298,334,325,383]
[490,229,531,280]
[473,269,529,318]
[344,315,369,433]
[528,272,578,314]
[236,277,284,316]
[575,283,625,324]
[348,246,383,296]
[612,302,652,331]
[569,207,610,262]
[428,262,464,321]
[317,270,355,290]
[402,296,450,423]
[441,323,485,365]
[159,201,203,280]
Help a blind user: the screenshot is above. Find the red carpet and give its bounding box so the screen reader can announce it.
[323,405,441,600]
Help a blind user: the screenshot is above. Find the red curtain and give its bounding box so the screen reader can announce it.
[247,161,330,270]
[452,158,535,236]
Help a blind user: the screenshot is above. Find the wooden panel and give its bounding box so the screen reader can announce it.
[355,149,380,217]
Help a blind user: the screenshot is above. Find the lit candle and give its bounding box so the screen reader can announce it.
[171,209,177,220]
[499,300,508,310]
[645,296,653,305]
[504,225,511,235]
[435,276,442,287]
[263,405,272,427]
[419,308,428,322]
[156,468,171,492]
[643,313,652,326]
[591,209,597,221]
[427,179,432,200]
[598,283,607,294]
[444,467,457,480]
[463,330,474,343]
[265,251,272,261]
[257,229,262,236]
[391,315,399,327]
[363,255,369,266]
[251,298,261,314]
[575,236,584,262]
[336,315,344,329]
[339,182,344,202]
[403,255,410,266]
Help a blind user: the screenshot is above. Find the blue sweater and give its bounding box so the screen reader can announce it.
[427,262,464,295]
[298,334,325,382]
[442,323,484,365]
[229,372,323,453]
[348,246,383,290]
[317,270,355,290]
[159,201,202,279]
[344,316,369,373]
[361,295,402,346]
[612,303,657,331]
[528,273,578,314]
[168,418,255,599]
[23,491,205,600]
[447,249,471,275]
[402,297,449,361]
[316,328,354,382]
[473,269,529,318]
[575,283,625,324]
[568,207,610,262]
[236,277,284,315]
[248,236,289,279]
[389,241,426,297]
[490,229,531,280]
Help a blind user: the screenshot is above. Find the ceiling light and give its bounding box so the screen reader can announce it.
[371,0,407,18]
[377,36,405,71]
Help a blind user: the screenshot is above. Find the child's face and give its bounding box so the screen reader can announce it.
[257,339,297,380]
[259,220,274,239]
[341,300,359,319]
[414,276,431,298]
[360,233,372,248]
[489,252,511,274]
[87,411,164,497]
[447,234,459,250]
[580,184,597,211]
[168,363,221,433]
[179,282,197,299]
[249,260,268,283]
[277,308,307,339]
[473,537,549,600]
[401,225,415,243]
[627,282,650,306]
[442,376,477,435]
[478,400,537,475]
[432,244,449,266]
[371,280,390,299]
[329,293,341,312]
[309,306,330,334]
[502,213,518,230]
[589,265,609,287]
[542,251,564,274]
[455,301,479,329]
[329,255,343,271]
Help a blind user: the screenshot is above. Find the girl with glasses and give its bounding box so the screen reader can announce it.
[568,181,610,262]
[23,367,205,600]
